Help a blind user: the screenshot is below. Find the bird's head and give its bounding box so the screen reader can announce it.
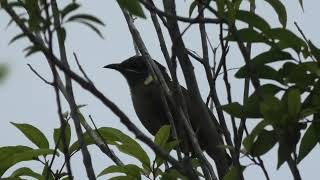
[104,56,170,88]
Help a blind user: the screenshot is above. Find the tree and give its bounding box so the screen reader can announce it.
[0,0,319,179]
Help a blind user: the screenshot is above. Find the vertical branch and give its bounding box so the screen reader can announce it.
[197,0,235,159]
[50,0,96,179]
[40,1,73,178]
[162,0,230,179]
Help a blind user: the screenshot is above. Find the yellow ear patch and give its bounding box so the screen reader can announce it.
[144,75,154,85]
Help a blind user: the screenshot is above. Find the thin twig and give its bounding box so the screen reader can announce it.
[27,64,53,85]
[73,52,92,84]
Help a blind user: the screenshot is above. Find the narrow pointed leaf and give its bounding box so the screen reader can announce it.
[11,122,49,149]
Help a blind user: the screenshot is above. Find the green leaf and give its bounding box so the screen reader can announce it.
[223,166,246,180]
[0,146,32,163]
[236,64,279,81]
[265,0,287,27]
[61,3,80,19]
[243,120,269,152]
[72,20,104,39]
[188,1,198,17]
[98,164,142,178]
[9,33,27,45]
[0,148,55,176]
[10,167,43,180]
[0,64,9,83]
[287,88,301,117]
[236,10,270,32]
[251,50,294,66]
[216,0,225,17]
[242,84,283,119]
[110,176,132,180]
[69,127,150,166]
[260,96,284,123]
[66,14,105,26]
[297,123,320,162]
[154,125,171,147]
[161,169,186,180]
[308,41,320,61]
[222,102,246,118]
[23,45,42,57]
[225,28,267,43]
[117,143,150,167]
[277,142,290,168]
[117,0,145,18]
[251,130,277,156]
[303,62,320,77]
[54,122,71,153]
[41,162,55,180]
[265,28,307,52]
[11,122,49,149]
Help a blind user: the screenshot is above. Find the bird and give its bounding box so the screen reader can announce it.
[104,55,230,178]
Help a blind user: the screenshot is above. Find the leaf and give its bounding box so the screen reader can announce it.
[61,3,80,19]
[66,14,105,26]
[243,120,269,152]
[265,28,307,52]
[0,64,9,83]
[0,148,55,176]
[98,164,142,178]
[188,1,198,17]
[9,33,27,45]
[287,88,301,118]
[23,45,42,57]
[265,0,287,27]
[236,65,279,81]
[72,20,104,39]
[223,166,246,180]
[0,146,32,163]
[260,95,284,123]
[297,123,320,162]
[308,40,320,61]
[161,169,186,180]
[10,167,43,180]
[117,0,145,18]
[225,28,267,43]
[222,102,246,118]
[303,62,320,77]
[298,0,304,11]
[117,143,150,167]
[277,142,290,168]
[235,10,271,32]
[11,122,49,149]
[154,125,171,147]
[53,122,71,153]
[216,0,225,17]
[69,127,150,166]
[110,176,132,180]
[42,162,55,180]
[251,50,294,66]
[251,130,277,156]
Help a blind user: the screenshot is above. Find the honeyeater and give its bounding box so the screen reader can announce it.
[104,55,230,178]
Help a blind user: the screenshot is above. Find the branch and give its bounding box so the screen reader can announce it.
[139,0,221,24]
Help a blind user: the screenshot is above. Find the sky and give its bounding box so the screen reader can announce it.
[0,0,319,179]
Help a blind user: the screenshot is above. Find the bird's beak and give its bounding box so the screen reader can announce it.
[103,63,122,71]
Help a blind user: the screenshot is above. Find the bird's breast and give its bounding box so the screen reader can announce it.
[130,84,168,135]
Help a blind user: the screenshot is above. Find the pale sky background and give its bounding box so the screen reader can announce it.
[0,0,319,179]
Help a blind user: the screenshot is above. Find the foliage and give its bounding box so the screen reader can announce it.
[1,0,319,179]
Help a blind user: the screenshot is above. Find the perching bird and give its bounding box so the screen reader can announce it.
[104,56,230,178]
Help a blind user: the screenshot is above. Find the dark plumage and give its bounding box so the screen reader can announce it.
[104,56,229,178]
